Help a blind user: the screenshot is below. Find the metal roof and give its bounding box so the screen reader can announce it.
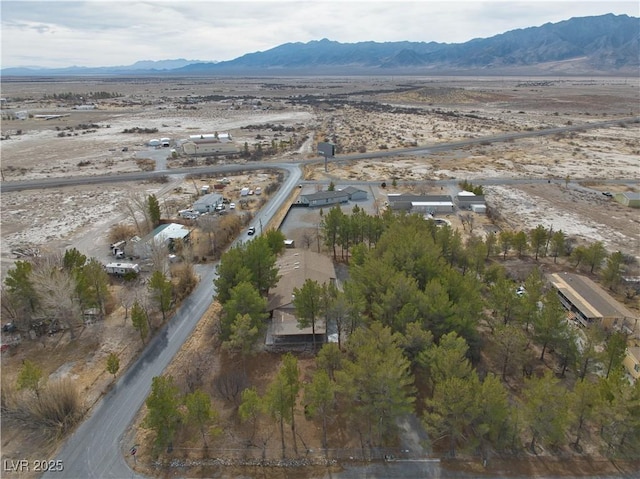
[547,272,637,321]
[150,223,191,242]
[387,194,452,203]
[193,192,223,208]
[302,190,350,202]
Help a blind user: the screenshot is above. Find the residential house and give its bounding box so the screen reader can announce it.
[266,250,336,348]
[300,190,349,208]
[546,272,638,330]
[340,186,368,201]
[192,193,224,214]
[129,223,191,259]
[623,346,640,383]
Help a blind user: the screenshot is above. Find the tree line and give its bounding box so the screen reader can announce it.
[137,206,638,460]
[321,205,634,296]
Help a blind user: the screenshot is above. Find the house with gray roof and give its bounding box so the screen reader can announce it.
[193,193,224,213]
[300,190,350,207]
[455,193,486,210]
[266,250,336,348]
[340,186,368,201]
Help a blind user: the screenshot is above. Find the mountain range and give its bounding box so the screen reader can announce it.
[2,14,638,77]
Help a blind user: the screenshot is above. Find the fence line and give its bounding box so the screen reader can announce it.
[139,446,436,470]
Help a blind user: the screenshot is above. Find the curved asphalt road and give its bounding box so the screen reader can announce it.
[41,164,301,479]
[25,116,636,478]
[2,116,637,194]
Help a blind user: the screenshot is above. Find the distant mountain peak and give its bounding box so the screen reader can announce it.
[2,14,637,77]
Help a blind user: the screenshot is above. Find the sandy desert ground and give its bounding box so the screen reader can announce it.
[1,76,639,476]
[2,76,637,276]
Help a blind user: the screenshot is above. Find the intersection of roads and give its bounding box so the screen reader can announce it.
[9,117,633,478]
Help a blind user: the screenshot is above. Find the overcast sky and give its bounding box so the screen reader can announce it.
[2,0,638,68]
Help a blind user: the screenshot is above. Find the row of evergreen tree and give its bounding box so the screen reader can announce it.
[203,208,639,459]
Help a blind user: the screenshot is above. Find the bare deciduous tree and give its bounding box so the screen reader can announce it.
[301,231,314,250]
[108,223,137,244]
[197,215,219,257]
[172,262,198,301]
[124,192,152,236]
[118,280,141,324]
[30,255,82,339]
[148,238,170,276]
[214,370,248,405]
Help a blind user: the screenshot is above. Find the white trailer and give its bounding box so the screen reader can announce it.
[105,262,140,275]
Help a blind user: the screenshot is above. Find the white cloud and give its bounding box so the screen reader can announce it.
[2,1,638,68]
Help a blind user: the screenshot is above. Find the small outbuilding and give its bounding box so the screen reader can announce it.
[471,204,487,214]
[340,186,368,201]
[614,192,640,208]
[455,192,486,211]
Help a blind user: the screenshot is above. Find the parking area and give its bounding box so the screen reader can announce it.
[278,183,383,249]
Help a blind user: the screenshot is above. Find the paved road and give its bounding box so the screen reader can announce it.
[2,116,637,193]
[42,164,301,479]
[31,116,638,479]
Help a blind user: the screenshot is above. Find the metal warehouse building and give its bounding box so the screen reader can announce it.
[181,132,238,156]
[455,192,486,211]
[387,194,454,214]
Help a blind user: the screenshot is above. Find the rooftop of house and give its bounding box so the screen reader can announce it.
[193,193,223,207]
[547,272,638,321]
[302,190,350,201]
[267,249,336,312]
[340,186,366,195]
[142,223,190,244]
[270,309,327,337]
